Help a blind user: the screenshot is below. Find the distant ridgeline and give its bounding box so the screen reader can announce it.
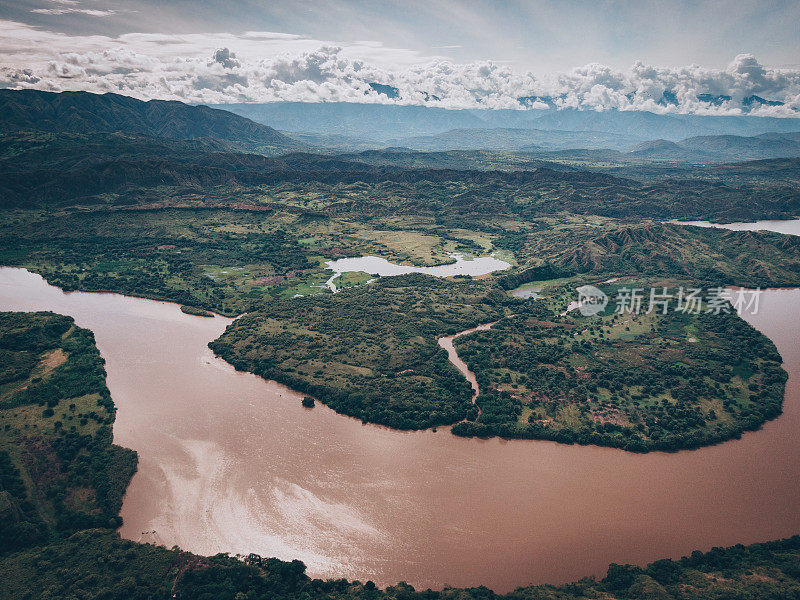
[211,99,800,143]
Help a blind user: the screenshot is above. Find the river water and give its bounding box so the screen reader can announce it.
[0,267,798,592]
[672,218,800,236]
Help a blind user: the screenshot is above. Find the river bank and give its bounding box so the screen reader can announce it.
[1,266,799,591]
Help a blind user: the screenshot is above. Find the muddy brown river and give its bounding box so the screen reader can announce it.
[0,266,798,592]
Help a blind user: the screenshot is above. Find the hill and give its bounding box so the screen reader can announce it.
[679,132,800,160]
[632,132,800,161]
[408,129,800,162]
[0,89,303,155]
[340,149,577,172]
[392,127,645,151]
[2,133,799,222]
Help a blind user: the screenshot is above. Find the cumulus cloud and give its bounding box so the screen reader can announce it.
[0,19,798,115]
[212,47,240,70]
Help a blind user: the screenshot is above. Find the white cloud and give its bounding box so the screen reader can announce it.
[0,19,798,115]
[30,1,117,17]
[31,8,117,16]
[212,47,240,70]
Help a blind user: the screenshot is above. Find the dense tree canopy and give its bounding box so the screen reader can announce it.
[0,312,136,554]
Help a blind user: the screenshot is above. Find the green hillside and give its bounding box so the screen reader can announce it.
[0,312,136,553]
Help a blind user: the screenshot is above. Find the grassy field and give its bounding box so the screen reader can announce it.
[0,208,515,315]
[2,206,800,319]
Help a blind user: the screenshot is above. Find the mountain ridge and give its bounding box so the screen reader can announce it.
[211,101,800,143]
[0,89,303,155]
[631,132,800,161]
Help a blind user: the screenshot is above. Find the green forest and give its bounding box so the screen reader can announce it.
[0,312,136,554]
[210,275,788,450]
[210,274,505,429]
[453,288,787,450]
[3,527,800,600]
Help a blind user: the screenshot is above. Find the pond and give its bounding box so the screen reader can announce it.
[324,253,511,292]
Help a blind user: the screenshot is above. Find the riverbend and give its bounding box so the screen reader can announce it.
[1,267,799,591]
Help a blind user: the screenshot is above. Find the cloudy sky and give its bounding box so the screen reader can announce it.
[2,0,800,114]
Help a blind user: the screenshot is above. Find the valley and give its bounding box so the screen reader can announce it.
[1,91,799,444]
[1,87,800,599]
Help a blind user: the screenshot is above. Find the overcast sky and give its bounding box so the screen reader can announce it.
[2,0,799,113]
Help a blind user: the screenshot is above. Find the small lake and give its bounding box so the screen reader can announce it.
[325,253,511,292]
[508,283,541,299]
[672,218,800,236]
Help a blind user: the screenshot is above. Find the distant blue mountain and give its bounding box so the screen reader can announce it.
[509,109,800,140]
[696,94,732,106]
[211,102,800,145]
[212,102,486,139]
[743,95,784,108]
[631,132,800,161]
